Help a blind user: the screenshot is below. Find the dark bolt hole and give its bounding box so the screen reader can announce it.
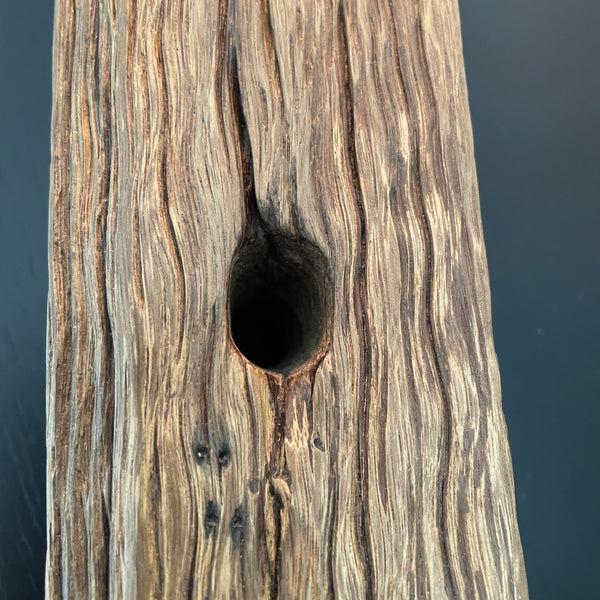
[194,444,209,465]
[229,231,332,375]
[231,291,301,370]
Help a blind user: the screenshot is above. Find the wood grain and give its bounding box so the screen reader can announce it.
[46,0,528,597]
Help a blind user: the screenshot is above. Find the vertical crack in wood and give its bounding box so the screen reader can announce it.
[229,48,262,236]
[260,0,285,115]
[377,352,389,508]
[337,4,375,598]
[326,374,341,600]
[266,375,286,600]
[151,427,165,593]
[214,0,230,168]
[241,367,266,590]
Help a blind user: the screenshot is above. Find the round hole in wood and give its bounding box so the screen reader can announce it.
[228,232,332,376]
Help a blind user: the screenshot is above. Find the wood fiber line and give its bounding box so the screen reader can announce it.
[156,4,187,360]
[47,0,528,598]
[126,0,145,310]
[89,0,116,595]
[408,14,458,595]
[382,9,431,589]
[337,4,375,597]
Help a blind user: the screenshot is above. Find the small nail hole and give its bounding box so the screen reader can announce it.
[204,501,220,537]
[218,446,231,468]
[194,444,210,465]
[313,437,325,452]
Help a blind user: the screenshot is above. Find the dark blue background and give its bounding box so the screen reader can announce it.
[1,1,598,598]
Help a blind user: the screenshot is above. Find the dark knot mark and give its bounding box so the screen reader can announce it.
[313,437,325,452]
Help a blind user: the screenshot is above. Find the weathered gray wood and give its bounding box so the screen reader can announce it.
[46,0,528,598]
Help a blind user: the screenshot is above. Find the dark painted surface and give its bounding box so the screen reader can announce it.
[0,1,52,599]
[0,1,598,598]
[460,2,600,598]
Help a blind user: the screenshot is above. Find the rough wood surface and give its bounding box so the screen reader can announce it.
[46,0,528,598]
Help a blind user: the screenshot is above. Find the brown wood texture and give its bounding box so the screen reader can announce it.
[46,0,528,598]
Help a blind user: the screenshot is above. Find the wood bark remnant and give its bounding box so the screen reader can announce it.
[46,0,528,597]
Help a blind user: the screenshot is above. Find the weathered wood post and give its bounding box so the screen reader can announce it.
[46,0,528,597]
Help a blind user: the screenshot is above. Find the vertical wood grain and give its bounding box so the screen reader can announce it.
[47,0,528,598]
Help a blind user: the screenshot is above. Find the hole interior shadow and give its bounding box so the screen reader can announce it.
[228,231,332,376]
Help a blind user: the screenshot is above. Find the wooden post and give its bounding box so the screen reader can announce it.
[46,0,528,598]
